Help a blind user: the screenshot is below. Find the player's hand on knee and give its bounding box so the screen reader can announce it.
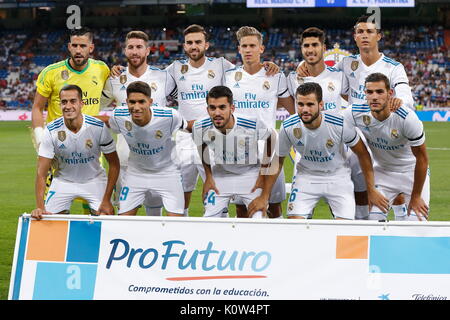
[202,177,219,201]
[110,65,125,78]
[31,208,50,220]
[262,61,280,76]
[368,189,389,213]
[296,61,310,77]
[248,196,268,218]
[97,200,115,215]
[407,196,429,221]
[388,97,403,112]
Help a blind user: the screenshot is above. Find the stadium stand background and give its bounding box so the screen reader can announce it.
[0,1,448,111]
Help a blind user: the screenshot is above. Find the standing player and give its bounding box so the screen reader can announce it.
[108,81,188,216]
[31,85,120,220]
[192,86,274,218]
[31,27,110,214]
[298,17,415,220]
[248,83,388,219]
[101,30,176,216]
[223,26,295,218]
[287,27,346,112]
[164,24,280,217]
[343,73,429,221]
[32,27,110,146]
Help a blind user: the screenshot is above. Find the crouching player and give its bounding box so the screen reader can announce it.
[32,85,120,220]
[192,86,275,218]
[109,81,190,216]
[249,82,388,219]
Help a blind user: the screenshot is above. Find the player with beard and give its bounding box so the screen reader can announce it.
[192,86,274,218]
[166,25,279,217]
[297,17,414,220]
[343,73,429,221]
[31,27,110,215]
[248,82,388,219]
[102,30,176,216]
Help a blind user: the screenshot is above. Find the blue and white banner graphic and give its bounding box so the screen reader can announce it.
[9,215,450,300]
[246,0,415,8]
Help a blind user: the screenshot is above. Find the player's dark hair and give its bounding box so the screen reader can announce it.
[296,82,323,103]
[184,24,208,41]
[69,26,94,42]
[365,73,391,91]
[300,27,325,45]
[207,86,233,105]
[126,30,149,46]
[59,84,83,100]
[126,81,152,98]
[354,15,381,33]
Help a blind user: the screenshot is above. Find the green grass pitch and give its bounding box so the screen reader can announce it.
[1,120,449,299]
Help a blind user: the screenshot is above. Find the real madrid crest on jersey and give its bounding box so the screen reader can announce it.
[351,61,359,71]
[120,74,127,85]
[150,82,158,92]
[288,203,294,211]
[208,70,215,79]
[58,131,66,142]
[391,129,399,139]
[85,139,93,149]
[238,139,246,147]
[125,120,132,131]
[263,81,270,90]
[61,70,69,80]
[363,115,371,126]
[297,75,304,85]
[181,64,189,74]
[328,82,335,92]
[326,139,334,148]
[155,130,163,139]
[293,127,302,139]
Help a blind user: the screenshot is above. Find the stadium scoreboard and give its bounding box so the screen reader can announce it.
[246,0,415,7]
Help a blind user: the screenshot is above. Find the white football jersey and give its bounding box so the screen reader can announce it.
[287,66,347,112]
[337,53,414,110]
[224,66,290,129]
[343,104,425,173]
[166,57,234,121]
[39,115,116,183]
[192,115,271,176]
[101,65,176,108]
[278,112,360,178]
[109,106,187,174]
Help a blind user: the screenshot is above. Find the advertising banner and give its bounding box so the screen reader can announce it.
[246,0,415,8]
[9,215,450,300]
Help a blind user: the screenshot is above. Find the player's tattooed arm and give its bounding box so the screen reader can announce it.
[199,143,219,200]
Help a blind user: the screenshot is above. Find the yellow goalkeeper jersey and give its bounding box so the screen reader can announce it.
[36,58,110,123]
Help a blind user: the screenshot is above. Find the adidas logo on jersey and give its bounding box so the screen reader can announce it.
[179,76,185,81]
[296,141,304,147]
[120,85,126,90]
[350,72,356,78]
[58,144,66,149]
[233,83,240,88]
